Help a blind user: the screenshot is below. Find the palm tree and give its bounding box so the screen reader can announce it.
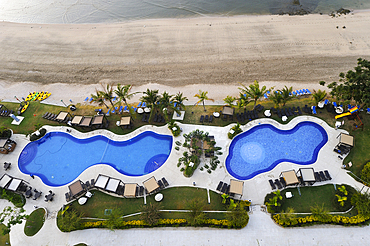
[159,91,177,121]
[279,207,296,225]
[114,84,138,115]
[239,80,272,109]
[140,203,162,226]
[98,83,116,108]
[141,89,159,121]
[310,204,330,220]
[312,89,327,104]
[237,93,250,112]
[281,86,294,106]
[269,90,283,108]
[90,90,109,109]
[194,90,214,111]
[173,92,188,111]
[223,96,236,107]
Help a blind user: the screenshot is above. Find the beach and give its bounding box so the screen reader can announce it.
[1,12,370,104]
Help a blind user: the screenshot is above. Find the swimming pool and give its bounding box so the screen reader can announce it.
[18,131,172,186]
[225,121,328,180]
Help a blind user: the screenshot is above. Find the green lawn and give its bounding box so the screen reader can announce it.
[70,187,225,219]
[24,208,45,236]
[2,94,369,178]
[278,184,348,213]
[0,224,10,246]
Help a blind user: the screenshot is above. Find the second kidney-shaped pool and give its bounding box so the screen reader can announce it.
[226,122,328,180]
[18,131,172,186]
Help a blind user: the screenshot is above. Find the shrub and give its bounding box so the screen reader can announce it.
[228,123,242,139]
[0,127,12,138]
[207,170,212,174]
[175,146,180,151]
[361,162,370,185]
[0,188,25,207]
[168,120,181,137]
[30,128,47,142]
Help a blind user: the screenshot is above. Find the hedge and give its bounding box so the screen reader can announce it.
[273,213,370,227]
[82,218,235,230]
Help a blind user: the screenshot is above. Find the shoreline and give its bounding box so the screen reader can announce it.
[1,12,370,104]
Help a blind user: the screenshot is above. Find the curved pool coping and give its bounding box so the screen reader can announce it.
[225,121,328,180]
[222,115,340,179]
[19,124,175,186]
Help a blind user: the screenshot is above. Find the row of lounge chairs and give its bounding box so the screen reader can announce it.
[271,107,302,117]
[65,176,170,202]
[0,109,13,117]
[153,113,166,123]
[216,181,230,194]
[269,178,287,190]
[200,115,214,123]
[236,110,259,122]
[314,170,332,182]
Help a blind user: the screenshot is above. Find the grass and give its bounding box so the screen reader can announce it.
[24,208,46,236]
[70,187,225,219]
[1,94,369,178]
[278,184,347,213]
[0,224,10,246]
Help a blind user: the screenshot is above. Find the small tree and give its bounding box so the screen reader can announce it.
[281,86,294,106]
[226,201,249,228]
[351,190,370,215]
[310,204,330,220]
[312,89,327,104]
[58,209,83,232]
[194,90,214,112]
[269,90,283,108]
[0,206,28,235]
[239,80,272,109]
[278,207,296,225]
[361,162,370,184]
[140,203,162,226]
[187,198,207,226]
[223,96,236,107]
[105,208,123,230]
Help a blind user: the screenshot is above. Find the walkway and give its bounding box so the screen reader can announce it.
[0,116,368,245]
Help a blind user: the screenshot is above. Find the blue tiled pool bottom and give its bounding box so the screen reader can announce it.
[226,122,328,180]
[18,131,172,186]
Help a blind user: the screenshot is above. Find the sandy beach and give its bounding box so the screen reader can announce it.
[1,12,370,104]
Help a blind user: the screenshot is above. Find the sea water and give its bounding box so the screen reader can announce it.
[1,0,370,24]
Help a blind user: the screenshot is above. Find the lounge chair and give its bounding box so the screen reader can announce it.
[209,115,213,123]
[86,181,91,190]
[106,109,110,116]
[216,181,223,191]
[158,180,165,189]
[139,186,144,196]
[90,179,95,188]
[274,179,282,189]
[119,106,123,114]
[221,183,228,193]
[200,115,204,123]
[137,102,142,108]
[279,177,286,187]
[269,180,276,190]
[306,89,311,94]
[65,192,71,202]
[162,177,169,187]
[297,106,302,115]
[205,115,209,122]
[324,170,332,180]
[319,171,327,181]
[277,109,282,118]
[312,106,317,114]
[314,172,321,182]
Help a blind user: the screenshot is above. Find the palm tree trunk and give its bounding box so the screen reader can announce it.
[202,101,206,111]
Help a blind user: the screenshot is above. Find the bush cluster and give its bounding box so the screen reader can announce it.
[0,188,26,207]
[228,123,242,139]
[30,128,47,142]
[81,218,234,230]
[273,213,370,227]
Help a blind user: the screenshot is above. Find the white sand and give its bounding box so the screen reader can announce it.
[1,12,370,105]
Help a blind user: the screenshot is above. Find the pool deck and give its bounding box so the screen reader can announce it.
[1,116,368,246]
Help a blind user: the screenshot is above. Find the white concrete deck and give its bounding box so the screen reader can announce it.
[0,116,367,246]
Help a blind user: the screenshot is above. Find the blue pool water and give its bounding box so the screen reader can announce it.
[18,131,172,186]
[225,122,328,180]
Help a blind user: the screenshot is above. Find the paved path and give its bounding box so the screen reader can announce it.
[1,117,369,245]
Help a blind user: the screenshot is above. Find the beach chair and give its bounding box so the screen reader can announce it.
[216,181,223,192]
[333,102,338,107]
[264,93,268,99]
[162,177,169,187]
[137,102,142,108]
[324,170,332,180]
[306,89,311,94]
[119,106,123,114]
[367,108,370,114]
[269,180,276,190]
[312,106,317,114]
[142,102,146,107]
[123,106,128,112]
[106,109,110,116]
[89,97,93,102]
[84,97,88,102]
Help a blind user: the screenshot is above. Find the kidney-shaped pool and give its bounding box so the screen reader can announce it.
[226,121,328,180]
[18,131,172,186]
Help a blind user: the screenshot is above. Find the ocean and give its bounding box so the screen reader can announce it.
[1,0,370,24]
